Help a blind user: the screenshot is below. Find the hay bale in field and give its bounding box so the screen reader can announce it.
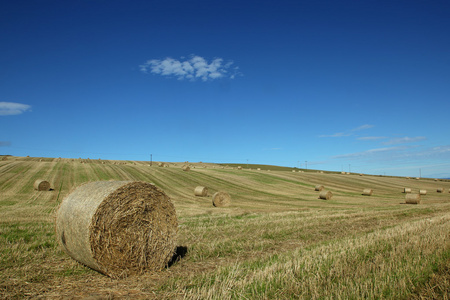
[237,166,242,170]
[362,188,373,196]
[257,168,261,171]
[314,185,324,191]
[405,193,421,204]
[55,181,178,278]
[437,188,444,193]
[419,189,427,195]
[182,165,190,171]
[194,186,208,197]
[319,190,333,200]
[403,188,412,193]
[34,179,51,191]
[212,191,231,207]
[158,162,164,167]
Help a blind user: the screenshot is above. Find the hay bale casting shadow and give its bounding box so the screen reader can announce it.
[319,190,333,200]
[362,189,373,196]
[34,179,51,191]
[55,181,178,278]
[405,193,421,204]
[212,191,231,207]
[194,186,208,197]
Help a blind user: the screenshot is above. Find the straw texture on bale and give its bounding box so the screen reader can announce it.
[34,179,50,191]
[362,188,373,196]
[314,185,324,191]
[212,191,231,207]
[194,186,208,197]
[419,189,427,195]
[55,181,178,278]
[403,188,412,193]
[319,190,333,200]
[437,188,444,193]
[405,193,421,204]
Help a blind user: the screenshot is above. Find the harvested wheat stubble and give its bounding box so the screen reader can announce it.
[403,188,412,193]
[194,186,208,197]
[437,188,444,193]
[319,190,333,200]
[362,188,373,196]
[405,193,421,204]
[419,189,427,195]
[212,191,231,207]
[314,185,324,191]
[55,181,178,278]
[34,179,50,191]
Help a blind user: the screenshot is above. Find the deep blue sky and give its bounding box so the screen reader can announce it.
[1,0,449,177]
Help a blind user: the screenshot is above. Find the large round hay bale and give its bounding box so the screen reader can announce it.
[319,190,333,200]
[362,188,373,196]
[182,165,190,171]
[34,179,50,191]
[212,191,231,207]
[405,193,421,204]
[419,189,427,195]
[194,186,208,197]
[437,188,444,193]
[55,181,178,278]
[314,185,324,191]
[403,188,412,193]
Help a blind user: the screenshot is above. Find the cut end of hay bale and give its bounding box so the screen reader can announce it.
[34,179,51,191]
[319,190,333,200]
[55,181,178,278]
[437,188,444,193]
[314,185,324,191]
[405,193,421,204]
[362,188,373,196]
[403,188,412,193]
[419,189,427,195]
[212,191,231,207]
[194,186,208,197]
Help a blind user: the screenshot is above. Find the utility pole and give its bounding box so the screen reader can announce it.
[150,154,152,166]
[305,161,307,170]
[247,159,249,169]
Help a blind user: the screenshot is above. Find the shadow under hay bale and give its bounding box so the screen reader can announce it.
[167,246,188,267]
[194,186,208,197]
[405,193,421,204]
[319,190,333,200]
[55,181,178,278]
[212,191,231,207]
[34,179,51,191]
[362,188,373,196]
[314,185,324,191]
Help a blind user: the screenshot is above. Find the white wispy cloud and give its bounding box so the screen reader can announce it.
[0,102,32,116]
[140,55,240,81]
[357,136,387,141]
[382,136,426,145]
[332,146,411,159]
[320,124,373,138]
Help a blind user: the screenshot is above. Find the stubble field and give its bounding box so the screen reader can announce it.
[0,156,449,299]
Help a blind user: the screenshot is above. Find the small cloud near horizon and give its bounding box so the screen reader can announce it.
[0,102,32,116]
[140,55,241,81]
[357,136,387,141]
[382,136,426,145]
[320,124,373,138]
